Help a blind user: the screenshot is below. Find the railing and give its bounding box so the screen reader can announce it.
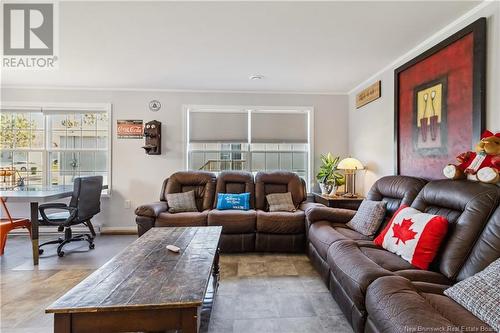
[199,159,246,171]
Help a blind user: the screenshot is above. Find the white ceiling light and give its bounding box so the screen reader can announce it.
[249,75,264,81]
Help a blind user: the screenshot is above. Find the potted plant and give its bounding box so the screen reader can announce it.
[316,153,345,196]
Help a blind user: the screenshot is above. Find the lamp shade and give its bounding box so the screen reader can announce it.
[338,157,364,170]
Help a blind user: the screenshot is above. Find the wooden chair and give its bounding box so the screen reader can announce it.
[0,197,31,255]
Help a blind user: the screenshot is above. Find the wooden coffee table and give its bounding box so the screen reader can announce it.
[46,226,222,333]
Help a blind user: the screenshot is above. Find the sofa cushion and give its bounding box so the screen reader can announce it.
[156,210,208,227]
[161,171,216,211]
[374,206,449,270]
[326,241,405,312]
[214,171,255,209]
[457,205,500,281]
[309,221,369,259]
[335,226,372,241]
[359,245,415,271]
[444,258,500,332]
[346,199,386,236]
[410,180,499,279]
[208,209,256,234]
[166,191,198,213]
[326,240,450,314]
[365,276,493,333]
[255,171,306,210]
[256,210,305,234]
[366,175,427,218]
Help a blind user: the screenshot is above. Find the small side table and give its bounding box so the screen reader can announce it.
[313,193,364,210]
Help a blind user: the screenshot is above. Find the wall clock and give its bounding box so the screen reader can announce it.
[149,100,161,112]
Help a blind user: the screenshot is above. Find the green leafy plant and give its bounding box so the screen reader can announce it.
[0,113,35,148]
[316,153,345,186]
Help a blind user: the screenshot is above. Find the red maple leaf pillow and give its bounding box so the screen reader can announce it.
[374,205,448,270]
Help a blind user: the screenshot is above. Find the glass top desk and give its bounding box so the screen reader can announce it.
[0,185,107,265]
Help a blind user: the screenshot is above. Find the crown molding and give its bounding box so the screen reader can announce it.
[1,84,347,96]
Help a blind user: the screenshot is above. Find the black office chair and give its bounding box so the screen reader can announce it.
[38,176,103,257]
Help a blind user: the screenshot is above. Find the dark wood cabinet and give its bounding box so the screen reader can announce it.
[313,193,364,210]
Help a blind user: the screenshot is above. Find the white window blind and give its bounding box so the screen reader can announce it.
[189,111,247,143]
[186,106,313,189]
[251,112,308,143]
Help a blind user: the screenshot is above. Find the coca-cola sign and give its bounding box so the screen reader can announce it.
[117,120,143,139]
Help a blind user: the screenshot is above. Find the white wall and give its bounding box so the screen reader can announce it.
[348,1,500,195]
[1,87,348,229]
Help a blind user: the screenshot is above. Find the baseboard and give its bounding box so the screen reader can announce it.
[9,225,137,236]
[100,226,137,235]
[9,224,101,235]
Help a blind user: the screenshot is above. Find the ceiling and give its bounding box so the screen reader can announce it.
[1,1,481,93]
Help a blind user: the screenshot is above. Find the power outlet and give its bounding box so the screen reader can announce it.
[124,200,131,209]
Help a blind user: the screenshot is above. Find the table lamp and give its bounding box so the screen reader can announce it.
[337,157,363,198]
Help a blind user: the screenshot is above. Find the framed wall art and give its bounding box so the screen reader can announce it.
[356,80,381,109]
[117,119,144,139]
[394,18,486,179]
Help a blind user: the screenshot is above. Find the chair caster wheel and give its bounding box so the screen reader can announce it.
[58,251,65,257]
[89,243,95,250]
[38,249,44,255]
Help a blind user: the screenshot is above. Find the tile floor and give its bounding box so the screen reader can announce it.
[210,254,352,333]
[0,234,352,333]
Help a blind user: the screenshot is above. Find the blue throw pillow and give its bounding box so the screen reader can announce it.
[216,193,251,210]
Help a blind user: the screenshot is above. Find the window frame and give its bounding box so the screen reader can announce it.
[0,102,112,194]
[183,105,314,189]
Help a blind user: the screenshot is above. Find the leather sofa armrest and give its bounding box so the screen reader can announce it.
[136,216,155,236]
[299,201,323,213]
[135,201,168,218]
[306,206,356,224]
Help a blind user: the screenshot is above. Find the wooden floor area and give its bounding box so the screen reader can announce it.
[1,234,352,333]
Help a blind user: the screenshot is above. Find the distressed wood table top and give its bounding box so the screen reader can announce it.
[46,226,222,314]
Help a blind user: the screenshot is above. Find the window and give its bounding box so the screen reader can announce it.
[0,103,111,190]
[186,106,312,188]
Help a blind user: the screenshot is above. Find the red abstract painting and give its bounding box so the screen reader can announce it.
[395,18,486,179]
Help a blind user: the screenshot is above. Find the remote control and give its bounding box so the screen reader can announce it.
[166,245,180,253]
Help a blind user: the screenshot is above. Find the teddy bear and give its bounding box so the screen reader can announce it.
[443,130,500,184]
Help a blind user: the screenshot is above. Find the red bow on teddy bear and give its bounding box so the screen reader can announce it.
[443,130,500,184]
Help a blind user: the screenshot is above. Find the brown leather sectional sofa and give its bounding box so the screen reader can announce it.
[136,172,499,332]
[135,170,319,252]
[307,176,499,333]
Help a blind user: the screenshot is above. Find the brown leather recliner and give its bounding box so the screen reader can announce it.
[306,175,427,283]
[135,171,216,235]
[207,171,256,252]
[324,180,500,333]
[254,171,310,252]
[364,203,500,333]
